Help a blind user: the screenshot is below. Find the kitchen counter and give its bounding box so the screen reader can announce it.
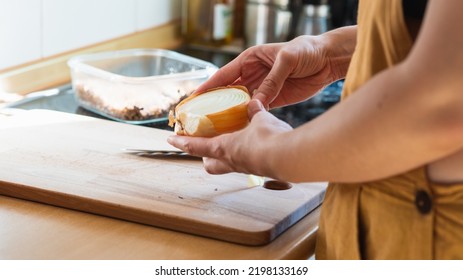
[0,195,320,259]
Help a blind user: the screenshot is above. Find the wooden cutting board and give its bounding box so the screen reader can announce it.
[0,109,326,245]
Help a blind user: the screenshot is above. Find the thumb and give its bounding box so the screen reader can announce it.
[247,99,266,120]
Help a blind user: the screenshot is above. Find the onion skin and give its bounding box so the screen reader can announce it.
[169,86,251,137]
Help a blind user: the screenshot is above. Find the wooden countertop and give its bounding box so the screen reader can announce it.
[0,195,320,260]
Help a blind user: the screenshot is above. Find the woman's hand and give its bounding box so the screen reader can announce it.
[166,27,357,181]
[167,99,292,176]
[195,26,356,109]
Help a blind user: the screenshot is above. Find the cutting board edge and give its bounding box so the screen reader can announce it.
[271,187,326,240]
[0,180,319,246]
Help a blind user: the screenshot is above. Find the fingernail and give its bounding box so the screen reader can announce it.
[254,93,270,109]
[253,99,265,110]
[167,135,175,144]
[253,92,266,102]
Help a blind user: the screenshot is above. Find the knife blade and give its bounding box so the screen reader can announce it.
[122,148,200,159]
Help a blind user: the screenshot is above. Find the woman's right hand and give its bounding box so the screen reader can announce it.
[195,26,356,109]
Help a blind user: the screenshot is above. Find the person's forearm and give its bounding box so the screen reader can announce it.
[264,1,463,183]
[318,25,357,81]
[265,61,463,183]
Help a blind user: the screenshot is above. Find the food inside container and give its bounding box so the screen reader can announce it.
[67,49,218,124]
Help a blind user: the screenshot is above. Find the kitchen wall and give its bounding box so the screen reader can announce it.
[0,0,181,71]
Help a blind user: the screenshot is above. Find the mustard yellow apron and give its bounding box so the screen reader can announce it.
[315,0,463,259]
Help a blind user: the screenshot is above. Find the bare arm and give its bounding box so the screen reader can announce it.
[265,0,463,182]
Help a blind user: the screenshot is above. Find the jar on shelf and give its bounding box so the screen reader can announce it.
[183,0,234,47]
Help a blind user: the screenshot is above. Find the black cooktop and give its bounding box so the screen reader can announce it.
[5,48,342,130]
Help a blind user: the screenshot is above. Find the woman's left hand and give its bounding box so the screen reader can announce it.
[167,99,292,176]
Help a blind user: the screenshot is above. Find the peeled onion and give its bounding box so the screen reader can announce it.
[168,86,251,137]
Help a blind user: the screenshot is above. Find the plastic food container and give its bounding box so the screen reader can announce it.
[67,49,218,124]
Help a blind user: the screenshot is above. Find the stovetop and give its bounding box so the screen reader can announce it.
[4,47,342,130]
[5,81,342,130]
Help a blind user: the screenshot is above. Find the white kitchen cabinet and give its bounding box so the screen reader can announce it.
[0,0,181,71]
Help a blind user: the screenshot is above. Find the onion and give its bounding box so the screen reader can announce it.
[168,86,251,137]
